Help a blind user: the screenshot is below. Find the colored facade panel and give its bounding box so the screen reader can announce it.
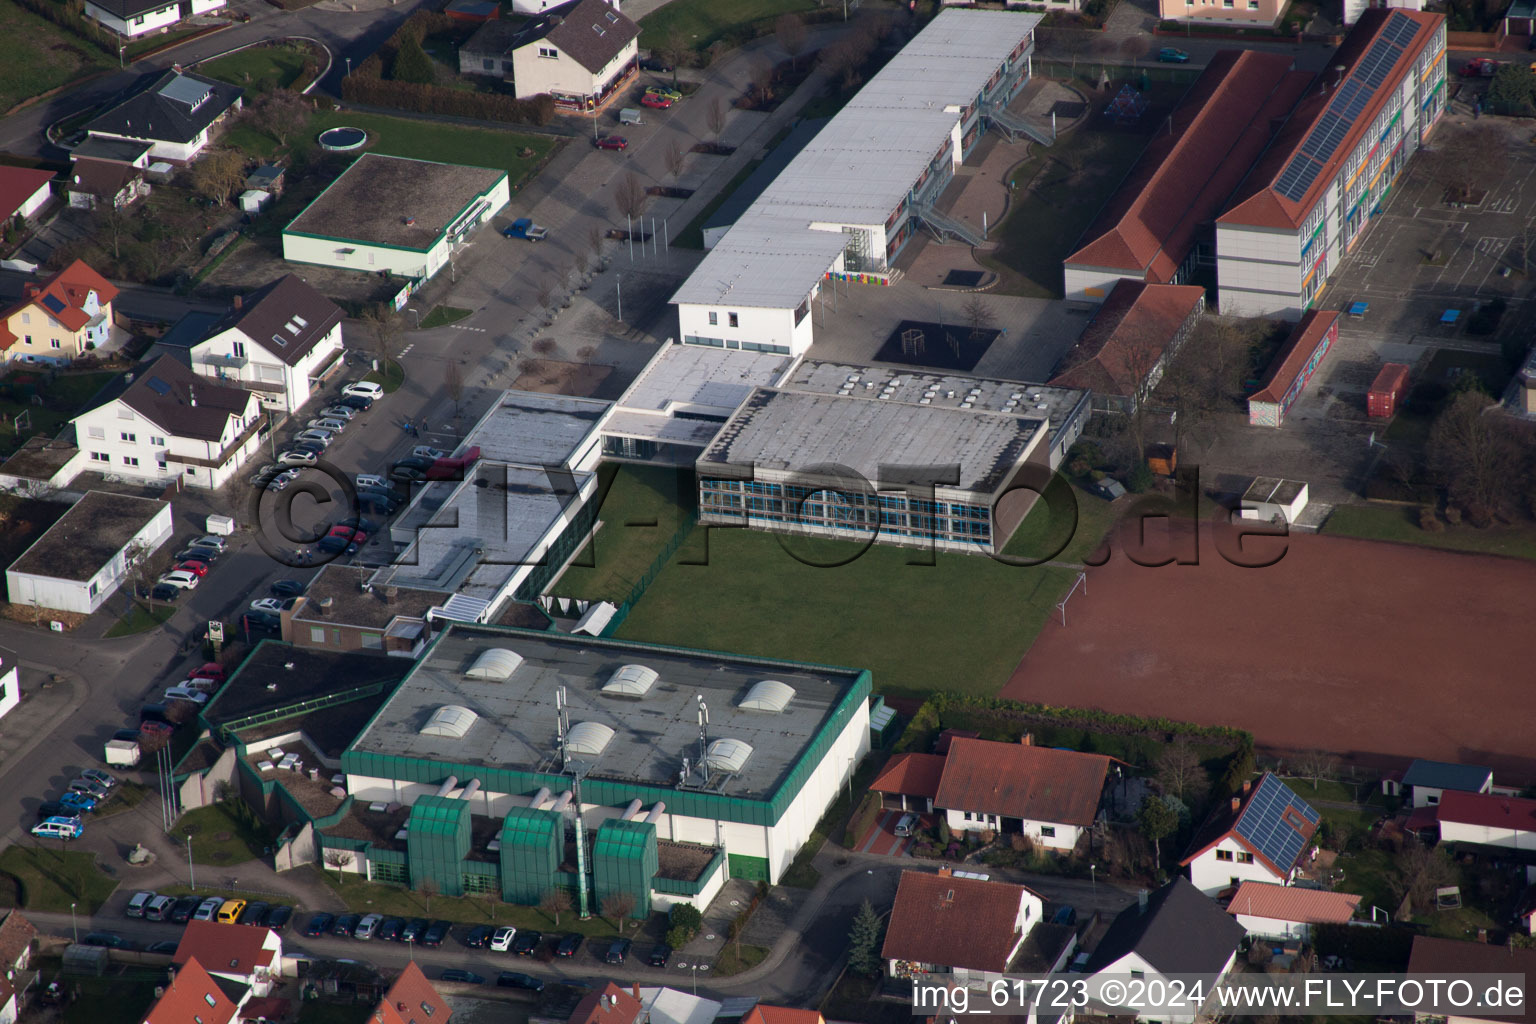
[592,819,657,920]
[407,796,471,897]
[499,806,563,905]
[728,853,770,882]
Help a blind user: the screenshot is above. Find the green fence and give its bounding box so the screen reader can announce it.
[602,510,698,637]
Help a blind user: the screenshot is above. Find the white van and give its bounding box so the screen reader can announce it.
[894,813,919,838]
[32,817,83,840]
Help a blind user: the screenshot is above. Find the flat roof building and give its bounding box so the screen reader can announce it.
[6,492,172,616]
[283,154,510,283]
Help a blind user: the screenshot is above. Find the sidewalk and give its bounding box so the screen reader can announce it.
[0,666,84,773]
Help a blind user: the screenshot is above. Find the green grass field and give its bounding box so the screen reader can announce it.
[197,43,313,94]
[105,601,177,638]
[550,465,695,605]
[0,845,117,913]
[0,0,111,113]
[419,305,473,328]
[638,0,817,52]
[0,370,115,458]
[174,802,277,866]
[321,872,632,936]
[1323,504,1536,561]
[308,110,556,183]
[60,973,162,1024]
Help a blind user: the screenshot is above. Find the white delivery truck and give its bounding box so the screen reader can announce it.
[205,514,235,536]
[104,739,141,767]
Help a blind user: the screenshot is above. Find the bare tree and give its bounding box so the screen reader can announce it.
[1154,740,1209,803]
[323,850,354,882]
[776,12,807,65]
[1120,36,1150,67]
[364,305,403,375]
[1421,123,1508,205]
[444,361,463,426]
[539,888,572,926]
[93,203,133,262]
[601,891,635,932]
[706,95,726,145]
[249,89,310,148]
[1429,389,1524,519]
[614,170,647,223]
[418,878,438,915]
[190,150,246,207]
[959,296,994,339]
[1291,751,1338,791]
[750,59,776,107]
[665,138,686,180]
[573,249,589,279]
[1390,842,1457,917]
[661,26,688,87]
[534,278,556,315]
[587,224,605,263]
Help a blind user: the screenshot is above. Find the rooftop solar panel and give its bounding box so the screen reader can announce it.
[146,376,171,395]
[1385,12,1420,45]
[1234,774,1320,873]
[40,294,65,315]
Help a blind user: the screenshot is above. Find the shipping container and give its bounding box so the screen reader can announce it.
[1367,363,1411,418]
[104,739,141,767]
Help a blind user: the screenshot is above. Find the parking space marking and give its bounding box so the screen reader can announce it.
[1486,194,1520,214]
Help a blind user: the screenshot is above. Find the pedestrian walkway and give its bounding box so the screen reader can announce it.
[0,668,83,772]
[853,811,912,857]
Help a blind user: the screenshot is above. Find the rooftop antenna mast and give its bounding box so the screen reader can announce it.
[555,685,569,770]
[557,684,591,919]
[696,695,710,785]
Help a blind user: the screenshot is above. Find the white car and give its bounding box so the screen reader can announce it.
[489,926,516,952]
[192,897,222,922]
[411,446,446,461]
[355,913,383,940]
[158,570,200,590]
[279,450,318,466]
[249,597,294,613]
[164,685,209,705]
[356,474,387,490]
[342,381,384,400]
[320,405,357,421]
[293,429,333,447]
[310,418,348,433]
[178,677,217,693]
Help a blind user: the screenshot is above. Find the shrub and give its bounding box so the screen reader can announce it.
[1465,501,1493,528]
[1125,460,1155,493]
[1418,507,1443,532]
[392,33,435,84]
[937,819,951,845]
[843,792,881,848]
[1443,505,1462,526]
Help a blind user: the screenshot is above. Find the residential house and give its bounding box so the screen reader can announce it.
[70,355,264,489]
[142,957,239,1024]
[882,868,1044,988]
[66,137,154,212]
[571,983,643,1024]
[1156,0,1288,30]
[372,962,450,1024]
[283,565,443,658]
[1048,280,1206,414]
[934,736,1112,851]
[173,922,281,1000]
[870,752,947,813]
[483,0,639,109]
[0,911,37,1024]
[188,275,345,413]
[84,0,224,38]
[0,167,55,225]
[85,70,243,163]
[0,259,120,365]
[1403,759,1493,808]
[1086,877,1245,1023]
[1226,880,1361,941]
[1406,936,1536,1024]
[5,493,172,616]
[1180,774,1320,896]
[636,987,722,1024]
[1436,791,1536,873]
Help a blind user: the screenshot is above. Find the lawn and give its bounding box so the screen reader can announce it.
[550,464,696,605]
[1001,481,1119,566]
[124,24,204,61]
[979,113,1167,298]
[308,110,557,185]
[320,872,632,937]
[637,0,817,52]
[0,845,118,913]
[0,369,114,458]
[1333,847,1397,917]
[197,42,315,94]
[0,0,112,113]
[616,527,1077,700]
[61,973,163,1024]
[419,305,473,328]
[713,942,769,976]
[363,358,406,393]
[104,601,177,638]
[174,802,278,866]
[1323,504,1536,561]
[95,781,153,817]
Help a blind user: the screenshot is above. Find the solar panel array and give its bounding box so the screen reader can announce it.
[40,294,65,316]
[1273,11,1423,203]
[1235,774,1320,871]
[146,376,171,396]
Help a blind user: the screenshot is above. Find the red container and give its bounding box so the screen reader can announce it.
[1367,363,1410,418]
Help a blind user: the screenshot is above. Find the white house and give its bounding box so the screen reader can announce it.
[1181,774,1320,896]
[1087,878,1245,1023]
[1402,759,1494,808]
[506,0,639,108]
[1435,791,1536,853]
[1227,880,1361,941]
[0,911,36,1024]
[934,737,1112,852]
[82,0,179,38]
[189,275,345,413]
[173,922,282,998]
[70,354,264,490]
[0,167,55,223]
[882,869,1044,988]
[5,492,172,616]
[84,70,243,163]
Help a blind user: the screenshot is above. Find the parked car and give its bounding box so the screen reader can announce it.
[66,778,110,799]
[489,926,516,952]
[377,917,404,942]
[194,897,225,922]
[332,913,361,937]
[394,455,435,472]
[80,769,117,789]
[442,969,486,985]
[645,85,682,102]
[320,405,357,421]
[1157,47,1190,62]
[36,801,73,821]
[357,496,398,517]
[604,938,631,964]
[238,901,270,925]
[292,430,333,449]
[339,394,374,412]
[112,728,142,743]
[555,933,584,958]
[163,686,209,705]
[316,535,359,556]
[512,930,541,956]
[149,583,182,603]
[401,918,429,943]
[80,932,129,949]
[355,914,383,940]
[462,925,493,949]
[269,580,306,598]
[595,135,628,151]
[158,570,200,590]
[327,525,367,545]
[145,895,177,922]
[356,473,387,490]
[242,610,282,632]
[334,515,380,534]
[57,791,97,814]
[278,449,318,466]
[647,943,671,967]
[33,816,83,840]
[216,900,245,925]
[502,219,548,242]
[640,92,673,109]
[357,484,407,505]
[303,913,335,937]
[497,972,543,992]
[389,466,425,484]
[146,940,180,955]
[176,560,210,577]
[169,896,201,924]
[309,418,348,433]
[175,544,220,563]
[639,56,672,73]
[138,721,174,741]
[421,920,451,948]
[126,891,156,918]
[1460,57,1503,76]
[250,597,296,614]
[410,446,446,461]
[342,381,384,400]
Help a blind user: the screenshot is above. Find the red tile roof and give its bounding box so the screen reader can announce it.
[237,996,289,1021]
[374,962,451,1024]
[1249,310,1339,405]
[173,921,279,980]
[0,910,36,970]
[870,753,946,800]
[144,957,239,1024]
[1049,280,1205,398]
[743,1007,824,1024]
[0,259,119,351]
[0,167,55,221]
[881,870,1034,973]
[1227,881,1360,924]
[1067,50,1311,281]
[1436,790,1536,833]
[1408,937,1536,1024]
[570,983,643,1024]
[934,737,1111,826]
[1220,10,1443,231]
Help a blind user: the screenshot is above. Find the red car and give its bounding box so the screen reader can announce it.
[639,93,672,109]
[328,525,369,544]
[594,135,627,150]
[176,560,210,577]
[1459,58,1502,77]
[190,663,226,683]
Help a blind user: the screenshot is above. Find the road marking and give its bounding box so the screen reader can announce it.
[1487,194,1520,215]
[449,325,487,333]
[399,344,415,357]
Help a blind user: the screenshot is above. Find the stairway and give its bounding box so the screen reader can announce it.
[985,102,1055,147]
[913,203,986,248]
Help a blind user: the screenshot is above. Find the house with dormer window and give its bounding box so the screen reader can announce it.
[1181,774,1320,896]
[0,260,119,366]
[84,69,243,163]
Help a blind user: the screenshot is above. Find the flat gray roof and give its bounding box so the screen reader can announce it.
[348,623,865,798]
[604,344,796,447]
[291,564,443,629]
[699,387,1045,496]
[781,359,1086,451]
[463,390,610,466]
[284,154,506,251]
[8,491,167,583]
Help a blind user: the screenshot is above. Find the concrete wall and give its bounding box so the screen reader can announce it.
[1064,265,1137,305]
[275,821,319,873]
[179,744,241,813]
[1440,820,1536,851]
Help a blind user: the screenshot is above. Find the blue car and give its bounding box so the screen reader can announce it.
[1157,47,1190,63]
[58,791,98,813]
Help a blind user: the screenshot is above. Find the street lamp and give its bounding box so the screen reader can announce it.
[187,835,196,891]
[70,902,77,944]
[1090,863,1097,894]
[345,57,352,77]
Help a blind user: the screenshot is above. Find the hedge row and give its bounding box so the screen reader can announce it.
[843,791,881,849]
[339,75,555,126]
[16,0,119,58]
